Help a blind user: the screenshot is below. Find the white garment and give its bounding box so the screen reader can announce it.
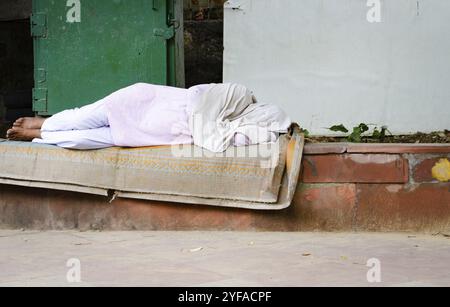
[190,83,292,152]
[32,83,256,150]
[103,83,194,147]
[33,99,114,149]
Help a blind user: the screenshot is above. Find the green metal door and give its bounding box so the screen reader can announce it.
[32,0,181,115]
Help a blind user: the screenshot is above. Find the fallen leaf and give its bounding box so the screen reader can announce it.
[189,247,203,253]
[302,253,311,257]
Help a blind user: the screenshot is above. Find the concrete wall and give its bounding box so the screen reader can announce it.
[224,0,450,135]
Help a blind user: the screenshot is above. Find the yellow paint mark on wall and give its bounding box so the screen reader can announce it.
[432,158,450,182]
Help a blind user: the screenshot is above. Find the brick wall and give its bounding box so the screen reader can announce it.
[0,144,448,233]
[300,144,450,232]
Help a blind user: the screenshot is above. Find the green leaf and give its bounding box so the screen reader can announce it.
[328,124,349,133]
[348,126,363,143]
[372,128,381,139]
[372,125,388,140]
[358,123,369,133]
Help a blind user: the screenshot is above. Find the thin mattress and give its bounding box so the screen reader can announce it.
[0,126,304,210]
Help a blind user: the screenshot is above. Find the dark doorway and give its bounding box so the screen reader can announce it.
[0,0,34,137]
[183,0,224,88]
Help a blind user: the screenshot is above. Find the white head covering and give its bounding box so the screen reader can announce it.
[189,83,291,152]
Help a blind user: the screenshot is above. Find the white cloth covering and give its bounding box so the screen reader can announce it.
[32,83,265,150]
[189,83,292,152]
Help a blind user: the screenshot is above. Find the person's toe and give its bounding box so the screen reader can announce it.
[6,129,14,139]
[13,118,24,127]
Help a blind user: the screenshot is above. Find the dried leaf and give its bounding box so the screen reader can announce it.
[189,247,203,253]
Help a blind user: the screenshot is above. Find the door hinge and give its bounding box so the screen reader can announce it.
[33,88,48,112]
[153,26,175,40]
[31,13,47,37]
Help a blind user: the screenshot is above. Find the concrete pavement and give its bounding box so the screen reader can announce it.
[0,231,449,287]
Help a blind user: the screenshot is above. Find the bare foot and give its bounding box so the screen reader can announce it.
[6,127,41,141]
[13,117,46,129]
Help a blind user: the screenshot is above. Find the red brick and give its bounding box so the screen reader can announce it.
[413,157,450,183]
[355,183,450,232]
[301,154,409,183]
[305,143,450,155]
[347,144,450,154]
[304,143,347,155]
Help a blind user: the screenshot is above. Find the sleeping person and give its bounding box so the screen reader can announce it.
[6,83,291,153]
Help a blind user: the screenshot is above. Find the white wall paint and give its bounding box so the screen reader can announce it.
[223,0,450,135]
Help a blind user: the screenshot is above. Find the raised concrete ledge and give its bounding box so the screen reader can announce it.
[305,143,450,155]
